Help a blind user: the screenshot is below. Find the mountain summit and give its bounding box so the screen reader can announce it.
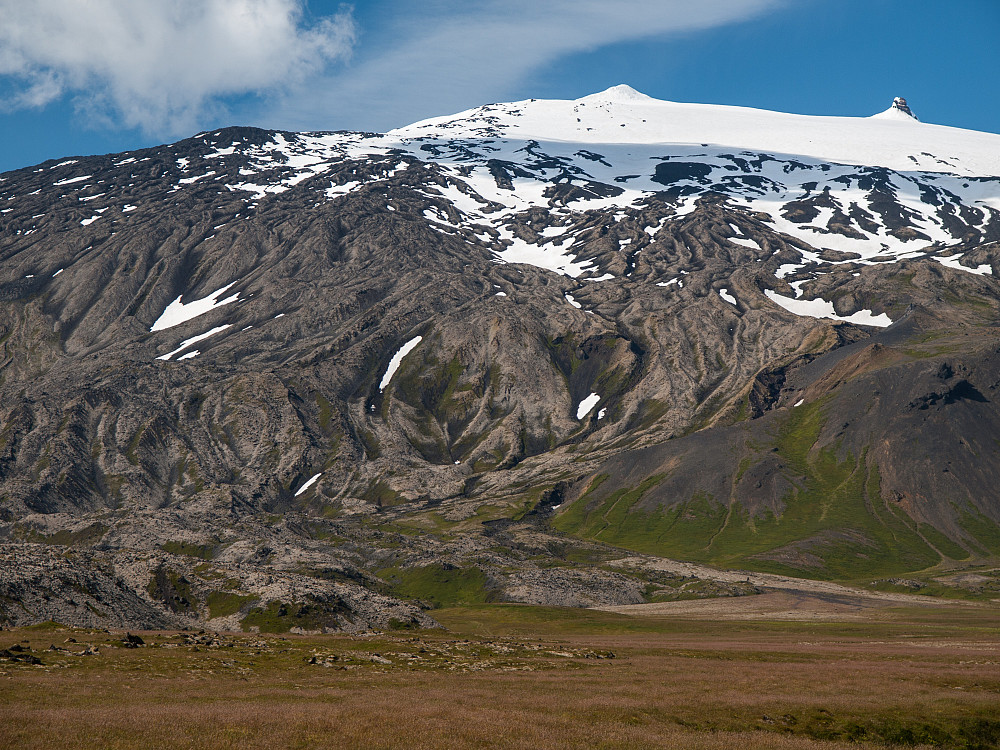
[1,90,1000,630]
[397,89,996,175]
[872,95,919,121]
[577,83,658,104]
[891,96,918,118]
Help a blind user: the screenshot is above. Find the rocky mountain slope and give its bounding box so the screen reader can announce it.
[2,86,1000,630]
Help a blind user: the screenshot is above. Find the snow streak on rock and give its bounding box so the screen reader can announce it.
[765,290,892,328]
[151,283,240,332]
[380,336,423,392]
[577,392,600,420]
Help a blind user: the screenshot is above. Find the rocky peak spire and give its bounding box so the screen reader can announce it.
[891,96,918,120]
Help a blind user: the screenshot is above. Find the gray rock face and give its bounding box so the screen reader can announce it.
[892,97,918,119]
[2,95,1000,629]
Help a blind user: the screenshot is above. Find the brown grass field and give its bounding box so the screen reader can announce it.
[1,599,998,749]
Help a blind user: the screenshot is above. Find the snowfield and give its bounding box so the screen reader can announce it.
[396,85,1000,177]
[193,85,1000,298]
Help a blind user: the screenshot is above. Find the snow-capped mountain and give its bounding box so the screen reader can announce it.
[2,87,1000,630]
[9,86,998,337]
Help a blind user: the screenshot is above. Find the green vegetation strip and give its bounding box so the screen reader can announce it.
[554,398,994,582]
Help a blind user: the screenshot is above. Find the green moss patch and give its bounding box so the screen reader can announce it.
[147,568,198,614]
[378,564,495,609]
[240,598,349,633]
[160,541,222,560]
[19,524,106,547]
[958,509,1000,556]
[207,591,259,620]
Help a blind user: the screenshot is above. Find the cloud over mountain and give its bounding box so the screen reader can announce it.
[0,0,355,134]
[0,0,786,136]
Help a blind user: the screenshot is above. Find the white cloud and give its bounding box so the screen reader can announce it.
[0,0,355,134]
[266,0,786,131]
[0,0,786,138]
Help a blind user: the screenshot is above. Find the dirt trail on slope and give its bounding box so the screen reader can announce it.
[595,556,989,621]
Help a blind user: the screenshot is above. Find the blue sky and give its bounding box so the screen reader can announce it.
[1,0,997,174]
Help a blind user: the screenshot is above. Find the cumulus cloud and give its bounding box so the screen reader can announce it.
[269,0,786,131]
[0,0,355,134]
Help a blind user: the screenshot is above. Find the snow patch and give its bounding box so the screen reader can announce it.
[494,224,594,278]
[775,263,801,279]
[327,180,360,198]
[178,171,215,185]
[933,255,992,275]
[379,336,423,392]
[156,324,232,361]
[765,290,892,327]
[718,288,738,306]
[294,473,322,497]
[54,175,91,186]
[150,283,240,332]
[576,392,600,420]
[729,237,761,251]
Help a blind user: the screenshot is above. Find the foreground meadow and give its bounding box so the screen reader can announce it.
[1,601,998,749]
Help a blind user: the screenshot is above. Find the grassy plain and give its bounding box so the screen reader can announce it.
[1,601,998,749]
